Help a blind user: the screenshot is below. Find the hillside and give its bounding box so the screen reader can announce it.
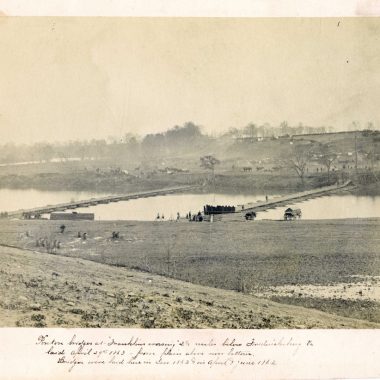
[0,244,378,329]
[0,128,378,195]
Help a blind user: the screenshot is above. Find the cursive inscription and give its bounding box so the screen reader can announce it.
[35,333,314,373]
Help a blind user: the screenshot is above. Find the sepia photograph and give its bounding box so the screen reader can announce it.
[0,9,380,378]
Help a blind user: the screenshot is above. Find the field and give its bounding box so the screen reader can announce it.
[1,218,379,325]
[2,244,377,328]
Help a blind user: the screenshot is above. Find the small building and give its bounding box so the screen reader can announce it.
[22,212,42,220]
[50,212,94,221]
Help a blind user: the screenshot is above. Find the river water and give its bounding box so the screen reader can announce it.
[255,194,380,220]
[0,189,111,213]
[0,188,379,221]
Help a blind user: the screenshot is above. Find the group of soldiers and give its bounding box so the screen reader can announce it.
[35,228,121,251]
[77,231,87,240]
[155,211,204,221]
[186,211,203,222]
[34,224,90,254]
[35,237,61,253]
[156,212,181,221]
[154,211,205,222]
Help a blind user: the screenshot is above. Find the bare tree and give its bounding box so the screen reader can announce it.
[56,151,67,163]
[285,145,311,185]
[362,135,379,181]
[36,143,54,163]
[365,149,375,171]
[280,121,290,136]
[244,123,257,139]
[317,143,337,183]
[200,155,220,188]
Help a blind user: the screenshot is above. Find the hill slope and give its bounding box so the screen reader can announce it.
[0,245,377,328]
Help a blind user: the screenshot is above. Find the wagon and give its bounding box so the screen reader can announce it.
[245,211,257,220]
[283,208,302,220]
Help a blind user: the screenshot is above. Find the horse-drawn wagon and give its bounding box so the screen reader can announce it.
[283,208,302,220]
[245,211,257,220]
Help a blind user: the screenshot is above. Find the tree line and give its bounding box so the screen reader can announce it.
[0,122,205,164]
[0,120,378,165]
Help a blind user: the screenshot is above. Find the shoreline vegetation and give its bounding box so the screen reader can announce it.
[0,170,379,196]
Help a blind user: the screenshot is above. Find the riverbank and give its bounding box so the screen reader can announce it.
[1,218,379,325]
[0,170,378,199]
[0,161,350,194]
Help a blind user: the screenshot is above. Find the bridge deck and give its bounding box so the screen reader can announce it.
[7,181,354,221]
[7,185,198,218]
[223,181,355,221]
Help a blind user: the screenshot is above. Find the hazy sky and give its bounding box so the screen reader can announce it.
[0,17,379,144]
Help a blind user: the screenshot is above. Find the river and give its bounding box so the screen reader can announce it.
[0,188,379,221]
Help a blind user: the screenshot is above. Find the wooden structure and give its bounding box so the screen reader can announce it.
[7,185,197,219]
[203,205,235,215]
[221,181,355,221]
[50,212,94,221]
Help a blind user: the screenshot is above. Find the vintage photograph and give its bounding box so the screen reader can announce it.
[0,17,379,330]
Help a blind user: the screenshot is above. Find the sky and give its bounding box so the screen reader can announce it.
[0,17,379,144]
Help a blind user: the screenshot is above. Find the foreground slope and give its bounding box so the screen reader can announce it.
[0,246,377,328]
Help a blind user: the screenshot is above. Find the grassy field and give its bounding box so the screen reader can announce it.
[1,218,379,323]
[2,245,377,328]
